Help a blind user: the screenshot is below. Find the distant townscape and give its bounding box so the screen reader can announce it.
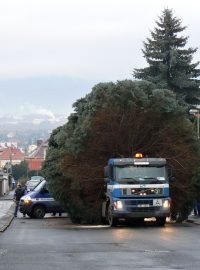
[0,113,66,149]
[0,113,66,196]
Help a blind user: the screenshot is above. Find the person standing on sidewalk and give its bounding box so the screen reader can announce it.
[13,183,25,217]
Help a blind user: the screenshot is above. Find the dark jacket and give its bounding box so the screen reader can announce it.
[14,187,25,201]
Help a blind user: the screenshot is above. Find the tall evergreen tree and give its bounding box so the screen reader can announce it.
[134,8,200,103]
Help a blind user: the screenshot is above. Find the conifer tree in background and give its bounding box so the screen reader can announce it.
[134,8,200,103]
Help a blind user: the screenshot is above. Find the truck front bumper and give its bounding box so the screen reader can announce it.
[112,197,171,219]
[112,208,170,219]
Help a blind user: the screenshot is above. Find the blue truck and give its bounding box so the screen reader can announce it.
[102,154,172,226]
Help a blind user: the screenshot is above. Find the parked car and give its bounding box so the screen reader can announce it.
[26,180,41,192]
[19,180,65,218]
[30,176,44,181]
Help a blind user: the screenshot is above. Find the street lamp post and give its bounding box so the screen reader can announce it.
[189,108,200,139]
[195,106,200,140]
[8,149,14,190]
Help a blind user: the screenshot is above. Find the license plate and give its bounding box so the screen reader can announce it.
[138,204,149,207]
[153,199,162,206]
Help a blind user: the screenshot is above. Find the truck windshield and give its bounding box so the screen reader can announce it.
[115,165,168,184]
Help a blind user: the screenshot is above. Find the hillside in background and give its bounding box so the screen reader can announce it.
[0,76,96,149]
[0,113,67,149]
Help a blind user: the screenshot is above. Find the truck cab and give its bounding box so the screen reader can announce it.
[19,180,65,218]
[102,154,172,226]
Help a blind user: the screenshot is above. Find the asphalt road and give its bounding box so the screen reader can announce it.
[0,216,200,270]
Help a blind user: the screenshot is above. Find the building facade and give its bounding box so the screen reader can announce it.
[25,140,48,172]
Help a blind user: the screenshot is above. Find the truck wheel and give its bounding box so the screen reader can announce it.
[33,206,45,219]
[156,217,166,226]
[101,217,107,225]
[107,205,118,227]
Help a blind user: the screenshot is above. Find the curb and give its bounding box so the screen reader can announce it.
[0,203,15,232]
[186,219,195,224]
[186,219,200,225]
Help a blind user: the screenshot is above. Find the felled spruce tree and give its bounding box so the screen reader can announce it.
[43,80,200,223]
[134,8,200,103]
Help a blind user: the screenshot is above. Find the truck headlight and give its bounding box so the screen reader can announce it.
[114,200,123,210]
[163,200,170,209]
[24,196,32,205]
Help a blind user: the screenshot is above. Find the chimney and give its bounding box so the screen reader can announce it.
[37,139,43,147]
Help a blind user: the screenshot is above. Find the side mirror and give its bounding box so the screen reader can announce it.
[169,176,175,182]
[167,165,175,182]
[104,166,113,179]
[104,166,109,178]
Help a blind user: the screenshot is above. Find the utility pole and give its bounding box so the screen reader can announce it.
[9,152,13,175]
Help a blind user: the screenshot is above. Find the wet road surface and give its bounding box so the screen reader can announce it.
[0,215,200,270]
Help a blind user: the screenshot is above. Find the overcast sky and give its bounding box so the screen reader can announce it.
[0,0,200,117]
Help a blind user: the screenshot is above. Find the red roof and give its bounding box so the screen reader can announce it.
[0,147,25,161]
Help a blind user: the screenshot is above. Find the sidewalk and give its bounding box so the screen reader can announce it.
[187,214,200,225]
[0,190,15,232]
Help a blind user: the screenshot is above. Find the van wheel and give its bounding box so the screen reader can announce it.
[107,204,118,227]
[33,206,45,219]
[27,212,34,218]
